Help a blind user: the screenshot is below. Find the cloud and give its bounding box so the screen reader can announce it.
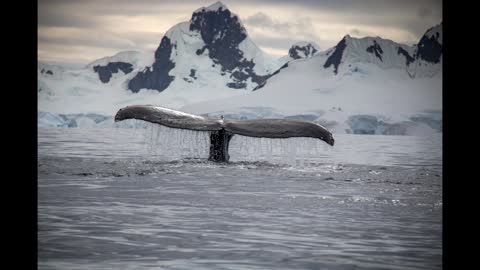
[240,0,442,43]
[350,29,362,36]
[417,6,433,18]
[38,0,442,65]
[244,12,316,35]
[244,12,274,27]
[38,43,127,66]
[38,27,137,49]
[243,12,321,50]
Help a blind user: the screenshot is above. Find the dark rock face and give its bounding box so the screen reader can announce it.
[127,5,269,92]
[324,37,347,74]
[397,47,415,66]
[189,69,197,79]
[190,6,268,89]
[288,44,318,59]
[366,40,383,61]
[93,62,133,83]
[229,59,270,89]
[252,63,289,91]
[226,82,247,89]
[183,69,197,83]
[416,26,442,63]
[271,63,289,76]
[40,69,54,75]
[128,36,176,92]
[190,7,247,71]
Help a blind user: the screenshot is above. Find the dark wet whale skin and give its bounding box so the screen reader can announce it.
[114,105,335,146]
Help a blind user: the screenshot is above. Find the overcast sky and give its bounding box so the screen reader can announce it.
[38,0,442,67]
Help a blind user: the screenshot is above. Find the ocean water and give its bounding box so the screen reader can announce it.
[38,125,442,270]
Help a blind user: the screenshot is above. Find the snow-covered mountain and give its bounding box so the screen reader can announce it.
[288,42,321,60]
[127,1,282,92]
[38,1,442,135]
[407,23,442,78]
[318,23,441,79]
[181,54,442,135]
[322,35,415,75]
[275,41,321,67]
[86,50,154,83]
[180,21,442,135]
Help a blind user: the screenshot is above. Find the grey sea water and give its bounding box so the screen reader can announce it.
[38,126,442,270]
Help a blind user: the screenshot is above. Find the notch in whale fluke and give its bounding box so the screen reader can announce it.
[115,105,334,162]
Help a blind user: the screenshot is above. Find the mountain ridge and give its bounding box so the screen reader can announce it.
[67,1,442,92]
[39,2,442,91]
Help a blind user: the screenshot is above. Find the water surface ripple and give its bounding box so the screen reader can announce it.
[38,128,442,270]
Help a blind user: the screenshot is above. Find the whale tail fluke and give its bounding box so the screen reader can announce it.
[115,105,334,162]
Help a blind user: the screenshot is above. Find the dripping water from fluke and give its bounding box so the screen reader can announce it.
[114,119,334,167]
[141,122,211,162]
[228,135,333,168]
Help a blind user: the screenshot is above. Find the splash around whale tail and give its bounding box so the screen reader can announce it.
[115,105,334,162]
